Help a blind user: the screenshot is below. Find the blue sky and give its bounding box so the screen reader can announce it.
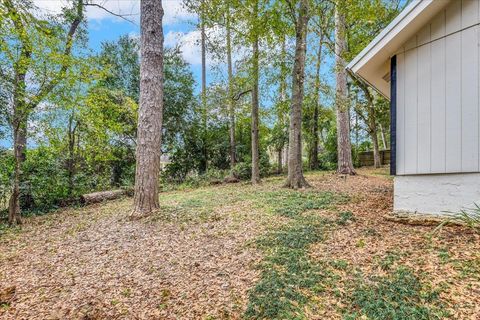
[32,0,207,89]
[87,17,205,91]
[1,1,204,148]
[1,0,338,148]
[83,1,206,91]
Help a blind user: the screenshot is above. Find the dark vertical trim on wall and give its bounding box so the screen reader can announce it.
[390,55,397,176]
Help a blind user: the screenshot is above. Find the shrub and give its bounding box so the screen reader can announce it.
[0,149,14,212]
[232,153,271,180]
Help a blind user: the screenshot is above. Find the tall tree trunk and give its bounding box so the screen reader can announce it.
[226,6,236,170]
[371,128,381,168]
[284,0,310,189]
[335,1,355,175]
[251,2,260,184]
[276,37,287,174]
[311,30,324,170]
[201,6,208,173]
[6,0,31,225]
[132,0,164,216]
[277,149,282,174]
[9,113,26,225]
[379,123,387,149]
[365,97,381,168]
[67,111,77,196]
[356,77,381,168]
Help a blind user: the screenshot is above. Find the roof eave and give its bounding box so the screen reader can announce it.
[346,0,451,98]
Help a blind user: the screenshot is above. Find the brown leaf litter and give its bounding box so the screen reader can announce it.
[1,167,479,319]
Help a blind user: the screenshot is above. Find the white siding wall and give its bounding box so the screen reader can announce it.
[396,0,480,175]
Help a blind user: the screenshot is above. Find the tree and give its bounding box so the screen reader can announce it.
[340,0,401,170]
[334,0,355,175]
[309,29,325,170]
[200,1,209,173]
[250,0,261,184]
[284,0,310,189]
[132,0,164,217]
[276,37,289,173]
[1,0,85,224]
[351,77,381,167]
[225,3,237,170]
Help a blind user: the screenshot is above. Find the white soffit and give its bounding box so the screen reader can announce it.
[346,0,451,99]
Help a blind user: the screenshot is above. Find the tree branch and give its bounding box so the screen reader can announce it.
[84,2,138,25]
[27,0,84,110]
[232,89,252,101]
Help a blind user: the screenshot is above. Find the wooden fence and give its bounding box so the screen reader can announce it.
[358,150,391,167]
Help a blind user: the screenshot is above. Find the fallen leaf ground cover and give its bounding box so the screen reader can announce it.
[0,168,479,319]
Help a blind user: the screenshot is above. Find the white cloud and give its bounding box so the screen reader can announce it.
[165,30,203,65]
[33,0,195,25]
[165,26,229,66]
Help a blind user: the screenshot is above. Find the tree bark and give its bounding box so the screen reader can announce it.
[371,128,381,168]
[335,1,355,175]
[226,6,236,170]
[379,123,387,150]
[352,72,381,169]
[200,4,208,173]
[284,0,310,189]
[6,0,31,225]
[132,0,164,217]
[8,117,26,225]
[310,30,324,170]
[277,148,282,174]
[66,110,79,196]
[367,104,381,168]
[251,2,260,184]
[276,36,287,174]
[82,190,126,205]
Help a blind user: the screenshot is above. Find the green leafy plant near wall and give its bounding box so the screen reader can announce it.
[451,204,480,234]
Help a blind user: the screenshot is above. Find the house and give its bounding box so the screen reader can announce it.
[347,0,480,215]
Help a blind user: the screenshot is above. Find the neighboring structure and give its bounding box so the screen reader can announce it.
[347,0,480,215]
[358,150,391,167]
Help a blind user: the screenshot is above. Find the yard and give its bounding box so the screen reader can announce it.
[0,168,479,319]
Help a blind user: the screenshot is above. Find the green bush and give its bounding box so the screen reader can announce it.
[318,126,338,170]
[1,145,127,213]
[0,149,14,212]
[232,152,271,180]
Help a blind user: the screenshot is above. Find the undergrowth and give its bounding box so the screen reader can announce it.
[344,267,449,320]
[244,191,345,319]
[256,190,348,218]
[449,204,480,234]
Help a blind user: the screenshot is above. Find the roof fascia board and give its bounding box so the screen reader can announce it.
[346,0,441,73]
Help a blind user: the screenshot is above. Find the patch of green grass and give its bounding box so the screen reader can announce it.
[437,249,450,264]
[121,288,132,298]
[454,256,480,280]
[344,267,449,320]
[256,190,348,218]
[378,251,402,271]
[0,302,11,310]
[0,222,21,238]
[244,191,345,319]
[153,187,250,223]
[337,211,355,226]
[330,259,349,271]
